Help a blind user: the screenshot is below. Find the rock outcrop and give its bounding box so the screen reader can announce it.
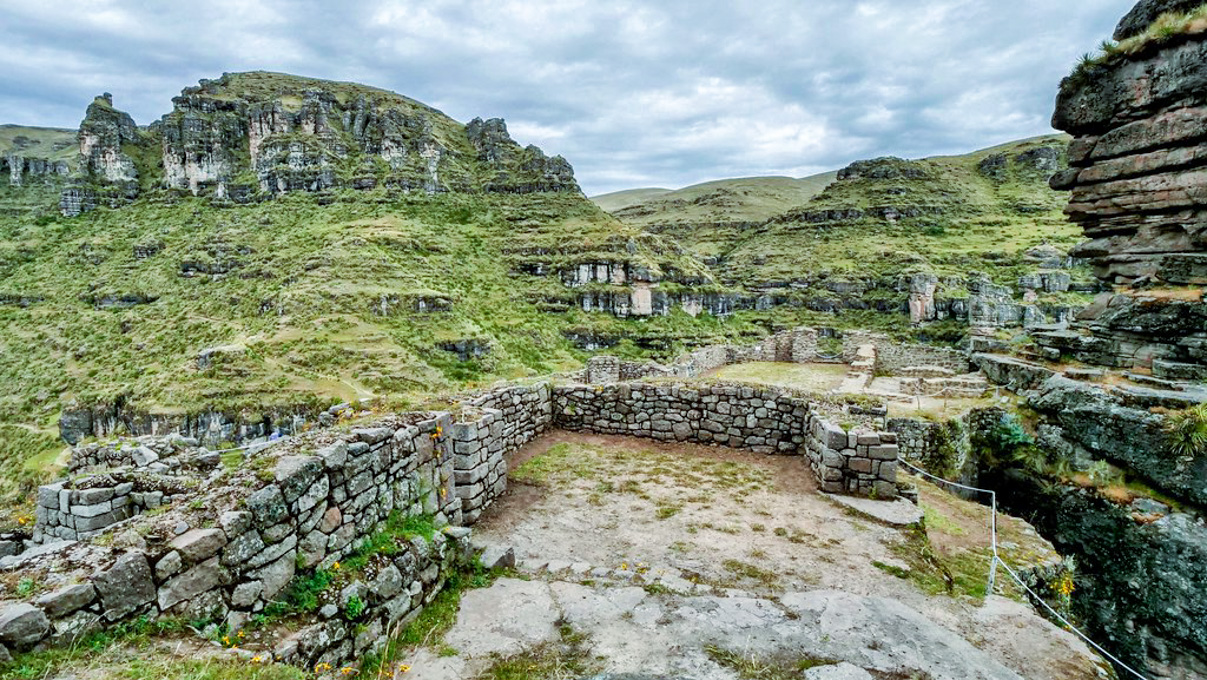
[1114,0,1204,41]
[60,95,149,216]
[1052,18,1207,284]
[77,94,140,184]
[1048,0,1207,374]
[56,73,581,216]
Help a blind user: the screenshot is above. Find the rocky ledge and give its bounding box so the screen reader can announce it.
[1051,0,1207,284]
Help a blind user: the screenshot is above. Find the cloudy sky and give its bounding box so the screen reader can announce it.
[1,0,1133,195]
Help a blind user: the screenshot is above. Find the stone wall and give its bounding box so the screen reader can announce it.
[36,475,184,542]
[448,408,507,525]
[552,383,899,498]
[874,342,970,375]
[586,356,620,384]
[7,411,474,667]
[12,376,905,666]
[464,383,552,452]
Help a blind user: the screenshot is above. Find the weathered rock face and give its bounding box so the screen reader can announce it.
[77,94,140,184]
[1,155,69,187]
[465,117,577,193]
[1028,375,1207,507]
[58,73,582,216]
[986,468,1207,679]
[1114,0,1204,40]
[1052,20,1207,284]
[59,94,149,216]
[152,73,579,198]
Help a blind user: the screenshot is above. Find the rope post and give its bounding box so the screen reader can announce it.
[987,554,998,595]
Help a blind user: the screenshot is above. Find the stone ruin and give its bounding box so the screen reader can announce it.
[0,356,904,667]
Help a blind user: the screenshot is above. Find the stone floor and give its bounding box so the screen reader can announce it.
[395,432,1109,680]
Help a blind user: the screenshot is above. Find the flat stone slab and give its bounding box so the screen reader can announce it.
[822,494,923,527]
[398,578,1030,680]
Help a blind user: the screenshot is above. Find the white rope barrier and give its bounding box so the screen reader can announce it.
[896,457,1152,680]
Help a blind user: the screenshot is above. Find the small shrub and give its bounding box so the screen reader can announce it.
[344,594,366,620]
[1166,403,1207,457]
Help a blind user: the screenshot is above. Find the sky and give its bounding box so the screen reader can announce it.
[0,0,1134,196]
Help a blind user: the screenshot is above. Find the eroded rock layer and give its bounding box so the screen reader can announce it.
[59,72,580,216]
[1052,11,1207,285]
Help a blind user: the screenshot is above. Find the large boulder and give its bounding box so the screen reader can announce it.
[94,552,156,620]
[0,603,50,650]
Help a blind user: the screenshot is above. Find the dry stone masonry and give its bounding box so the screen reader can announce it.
[555,383,900,498]
[4,364,903,666]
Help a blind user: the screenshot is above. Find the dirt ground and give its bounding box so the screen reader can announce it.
[462,431,1108,680]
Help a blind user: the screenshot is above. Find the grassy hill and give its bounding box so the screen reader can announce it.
[590,187,672,213]
[0,74,760,506]
[717,135,1080,287]
[0,125,77,164]
[0,79,1093,510]
[594,172,839,259]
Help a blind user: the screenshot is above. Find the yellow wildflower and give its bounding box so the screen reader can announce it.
[333,561,341,570]
[397,664,411,674]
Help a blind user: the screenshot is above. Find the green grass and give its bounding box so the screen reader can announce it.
[596,172,839,258]
[1066,3,1207,86]
[0,616,200,680]
[717,136,1082,288]
[512,442,771,500]
[0,125,78,166]
[704,645,838,679]
[706,362,848,394]
[0,424,64,517]
[471,622,599,680]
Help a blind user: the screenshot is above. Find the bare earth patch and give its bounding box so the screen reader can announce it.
[398,432,1109,680]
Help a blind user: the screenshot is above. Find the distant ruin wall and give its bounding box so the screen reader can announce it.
[553,383,899,498]
[875,343,971,375]
[587,327,970,385]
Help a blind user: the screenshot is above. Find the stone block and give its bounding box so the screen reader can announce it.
[231,581,263,609]
[170,528,228,564]
[34,584,95,619]
[159,557,228,611]
[76,487,114,505]
[317,442,348,469]
[867,445,898,461]
[219,511,253,538]
[37,483,63,510]
[276,456,324,504]
[247,485,288,527]
[70,500,112,518]
[155,551,184,580]
[0,604,49,651]
[94,553,155,621]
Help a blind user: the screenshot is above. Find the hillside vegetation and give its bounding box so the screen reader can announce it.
[719,136,1080,286]
[0,71,1091,497]
[595,172,839,259]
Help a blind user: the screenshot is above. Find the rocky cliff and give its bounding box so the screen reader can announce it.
[1052,4,1207,284]
[59,72,580,217]
[1047,0,1207,374]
